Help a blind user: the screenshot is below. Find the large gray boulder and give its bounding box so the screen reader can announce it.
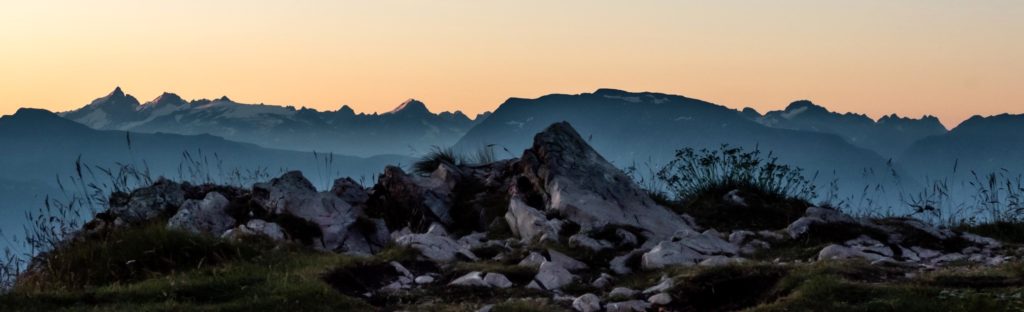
[505,197,558,243]
[514,122,693,241]
[109,178,185,224]
[167,192,234,235]
[252,171,380,253]
[369,165,459,232]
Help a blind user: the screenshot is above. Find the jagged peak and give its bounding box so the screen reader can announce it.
[785,100,828,113]
[336,104,356,115]
[216,96,233,102]
[387,99,431,115]
[85,86,140,109]
[145,92,187,107]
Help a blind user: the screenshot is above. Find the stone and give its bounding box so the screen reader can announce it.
[167,192,234,235]
[110,178,185,224]
[547,249,588,271]
[723,189,747,207]
[572,293,601,312]
[505,197,557,242]
[729,230,755,244]
[330,177,369,204]
[642,240,704,269]
[252,171,365,252]
[222,219,287,241]
[609,287,639,298]
[611,249,644,274]
[569,234,614,251]
[449,272,489,287]
[648,293,672,305]
[514,122,694,240]
[643,276,673,294]
[604,300,650,312]
[529,261,575,290]
[518,252,548,268]
[369,165,457,232]
[591,273,614,289]
[818,244,890,262]
[415,275,435,284]
[395,232,466,262]
[483,273,514,288]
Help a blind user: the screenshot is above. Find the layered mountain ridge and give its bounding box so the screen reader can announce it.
[61,88,485,157]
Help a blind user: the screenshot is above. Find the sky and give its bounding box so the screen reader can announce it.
[0,1,1021,128]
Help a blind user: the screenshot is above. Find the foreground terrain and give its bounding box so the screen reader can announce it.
[3,122,1022,311]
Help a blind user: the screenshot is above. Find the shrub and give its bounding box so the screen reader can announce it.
[657,145,816,201]
[655,146,815,230]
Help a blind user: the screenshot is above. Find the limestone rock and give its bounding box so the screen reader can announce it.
[110,178,185,224]
[572,293,601,312]
[514,122,694,240]
[167,192,234,235]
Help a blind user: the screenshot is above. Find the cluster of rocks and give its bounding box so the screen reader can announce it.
[72,122,1013,311]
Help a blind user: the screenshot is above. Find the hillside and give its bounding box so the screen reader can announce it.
[454,89,917,207]
[0,108,412,252]
[3,122,1021,311]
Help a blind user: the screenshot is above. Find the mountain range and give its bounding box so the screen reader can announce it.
[0,108,412,246]
[61,87,485,157]
[5,87,1024,240]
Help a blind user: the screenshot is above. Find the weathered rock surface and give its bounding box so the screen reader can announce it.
[109,178,185,224]
[513,122,695,241]
[572,293,601,312]
[167,192,234,235]
[252,171,382,253]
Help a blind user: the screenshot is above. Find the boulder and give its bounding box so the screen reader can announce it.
[482,272,514,288]
[449,272,514,288]
[252,171,367,252]
[609,287,639,298]
[331,177,369,205]
[368,165,458,232]
[395,232,467,262]
[221,219,286,241]
[505,197,557,242]
[648,293,672,305]
[604,300,650,312]
[817,244,890,262]
[547,249,588,271]
[528,260,575,290]
[109,178,185,224]
[514,122,694,240]
[572,293,602,312]
[167,192,234,235]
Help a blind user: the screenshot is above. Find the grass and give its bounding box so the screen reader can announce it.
[16,222,268,291]
[1,241,372,311]
[957,221,1024,244]
[625,261,1024,312]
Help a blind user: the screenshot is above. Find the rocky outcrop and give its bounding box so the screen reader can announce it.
[253,171,385,253]
[167,192,234,235]
[108,178,185,224]
[512,122,695,241]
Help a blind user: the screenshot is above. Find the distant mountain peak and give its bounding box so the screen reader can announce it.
[216,96,233,102]
[387,99,431,115]
[1,108,88,132]
[85,86,140,110]
[784,100,827,113]
[147,92,187,107]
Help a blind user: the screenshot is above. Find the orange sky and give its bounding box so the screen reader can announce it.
[1,1,1021,128]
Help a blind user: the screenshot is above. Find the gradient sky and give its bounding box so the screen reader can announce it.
[1,1,1021,127]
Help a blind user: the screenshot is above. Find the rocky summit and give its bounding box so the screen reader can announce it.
[6,122,1023,311]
